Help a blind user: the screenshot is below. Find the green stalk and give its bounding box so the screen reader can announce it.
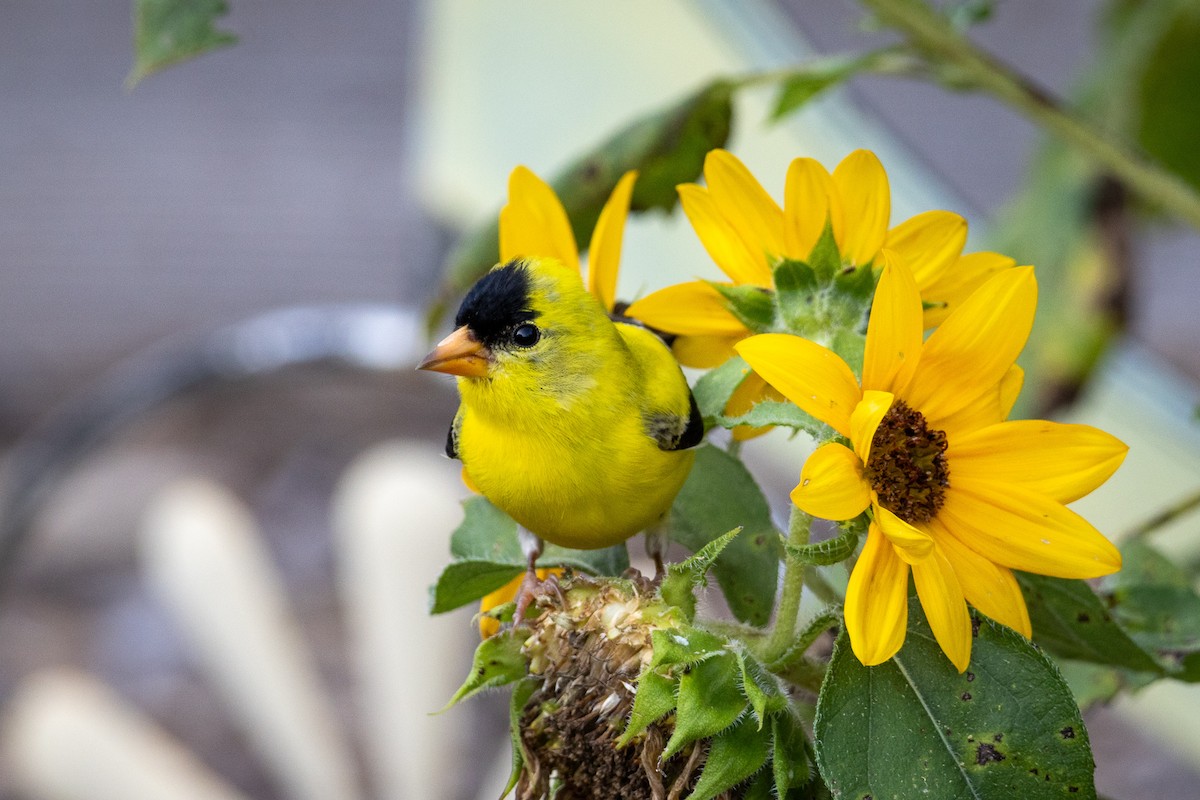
[764,506,813,662]
[862,0,1200,231]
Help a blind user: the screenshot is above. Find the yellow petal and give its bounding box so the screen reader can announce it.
[934,524,1032,638]
[862,256,923,394]
[845,522,910,666]
[851,390,894,464]
[832,150,890,267]
[671,333,745,369]
[874,504,935,564]
[586,170,637,311]
[704,150,786,264]
[679,183,772,286]
[736,333,862,437]
[790,443,871,521]
[783,157,838,259]
[998,364,1023,419]
[625,281,750,336]
[929,363,1023,440]
[937,483,1122,579]
[499,166,580,272]
[885,210,967,289]
[949,420,1128,504]
[921,251,1017,329]
[903,267,1037,425]
[911,545,972,672]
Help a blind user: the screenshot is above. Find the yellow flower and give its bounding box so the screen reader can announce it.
[499,165,637,313]
[479,568,562,639]
[627,148,1014,366]
[736,259,1126,671]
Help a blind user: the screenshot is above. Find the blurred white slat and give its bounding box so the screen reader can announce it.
[2,669,251,800]
[333,441,470,800]
[139,480,363,800]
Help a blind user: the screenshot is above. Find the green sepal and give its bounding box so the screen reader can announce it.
[804,223,842,283]
[740,770,776,800]
[772,259,820,331]
[767,605,841,673]
[1017,573,1161,673]
[782,526,859,566]
[429,79,734,330]
[692,356,753,423]
[650,626,728,670]
[815,604,1099,800]
[670,445,780,626]
[685,714,770,800]
[772,709,812,792]
[501,677,537,798]
[660,527,743,621]
[737,650,789,727]
[664,651,747,760]
[707,282,777,331]
[127,0,237,88]
[430,496,629,613]
[617,668,678,747]
[717,401,833,439]
[442,627,527,711]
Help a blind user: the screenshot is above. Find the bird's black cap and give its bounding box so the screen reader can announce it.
[455,260,538,347]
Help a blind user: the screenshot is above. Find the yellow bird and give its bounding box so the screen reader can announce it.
[418,256,703,599]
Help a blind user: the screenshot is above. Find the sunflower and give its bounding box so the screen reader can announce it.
[499,165,637,313]
[626,148,1014,368]
[736,259,1126,671]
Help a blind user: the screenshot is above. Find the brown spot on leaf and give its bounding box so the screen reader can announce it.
[966,671,975,682]
[1076,612,1091,623]
[993,733,1003,742]
[976,743,1005,765]
[961,692,973,701]
[972,616,982,637]
[1060,726,1076,739]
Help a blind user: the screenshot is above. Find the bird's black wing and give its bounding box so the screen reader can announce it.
[646,391,705,452]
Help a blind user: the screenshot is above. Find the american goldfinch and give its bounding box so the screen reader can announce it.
[419,256,703,601]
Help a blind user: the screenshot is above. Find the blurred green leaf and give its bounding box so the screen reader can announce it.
[693,357,753,422]
[1017,573,1161,673]
[1107,542,1200,681]
[815,605,1099,800]
[670,445,781,626]
[430,79,734,331]
[771,55,866,120]
[127,0,236,88]
[1136,7,1200,191]
[430,496,629,613]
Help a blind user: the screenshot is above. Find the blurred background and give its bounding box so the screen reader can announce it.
[1,1,1198,798]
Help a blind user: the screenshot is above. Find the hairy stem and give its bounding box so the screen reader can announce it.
[765,506,813,662]
[862,0,1200,230]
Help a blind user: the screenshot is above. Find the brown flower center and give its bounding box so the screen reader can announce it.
[864,399,950,524]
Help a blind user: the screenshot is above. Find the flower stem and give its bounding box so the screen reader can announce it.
[861,0,1200,231]
[765,506,812,662]
[1124,484,1200,540]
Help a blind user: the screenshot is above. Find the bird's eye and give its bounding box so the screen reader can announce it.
[511,323,540,348]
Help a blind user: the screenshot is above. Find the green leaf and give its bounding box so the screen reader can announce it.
[771,55,865,120]
[670,445,781,626]
[660,527,743,620]
[1017,573,1160,673]
[430,497,630,612]
[783,527,859,567]
[127,0,237,88]
[692,356,753,422]
[772,709,812,792]
[1108,538,1192,590]
[431,80,734,329]
[1136,7,1200,191]
[502,677,537,797]
[686,715,770,800]
[665,651,747,760]
[443,628,527,710]
[717,401,833,439]
[618,669,678,747]
[708,283,776,331]
[815,606,1099,800]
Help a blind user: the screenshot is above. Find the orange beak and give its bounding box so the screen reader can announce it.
[418,326,491,377]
